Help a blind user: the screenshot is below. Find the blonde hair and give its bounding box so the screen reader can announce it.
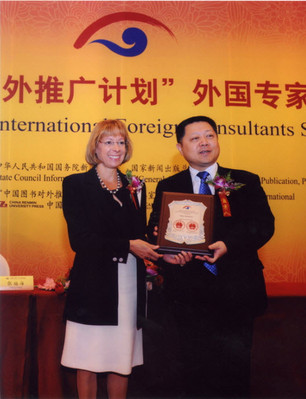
[85,119,133,166]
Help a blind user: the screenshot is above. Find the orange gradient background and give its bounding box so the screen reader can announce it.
[1,1,306,294]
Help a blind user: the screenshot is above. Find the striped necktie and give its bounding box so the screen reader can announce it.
[197,171,212,195]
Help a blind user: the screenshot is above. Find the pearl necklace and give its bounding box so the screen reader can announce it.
[95,167,121,194]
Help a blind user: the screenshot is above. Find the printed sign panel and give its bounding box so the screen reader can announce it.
[1,1,305,294]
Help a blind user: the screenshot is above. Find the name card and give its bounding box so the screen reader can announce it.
[0,276,34,291]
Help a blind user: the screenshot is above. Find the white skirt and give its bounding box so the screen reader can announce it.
[61,254,143,375]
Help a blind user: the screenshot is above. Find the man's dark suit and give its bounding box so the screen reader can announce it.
[147,165,274,398]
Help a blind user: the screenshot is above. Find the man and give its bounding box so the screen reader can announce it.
[147,116,274,398]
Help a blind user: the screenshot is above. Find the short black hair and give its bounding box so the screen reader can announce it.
[176,116,218,143]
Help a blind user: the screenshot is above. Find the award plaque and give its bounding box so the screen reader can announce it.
[157,192,214,255]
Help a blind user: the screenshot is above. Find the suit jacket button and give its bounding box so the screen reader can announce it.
[119,258,124,262]
[112,257,117,262]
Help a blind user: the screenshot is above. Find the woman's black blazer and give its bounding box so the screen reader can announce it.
[62,167,147,326]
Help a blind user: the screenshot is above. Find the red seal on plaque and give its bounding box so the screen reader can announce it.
[187,221,198,231]
[173,220,185,230]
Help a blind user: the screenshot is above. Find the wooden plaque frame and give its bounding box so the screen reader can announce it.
[157,192,214,256]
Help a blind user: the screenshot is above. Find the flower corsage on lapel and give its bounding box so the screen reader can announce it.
[207,172,245,217]
[126,170,144,209]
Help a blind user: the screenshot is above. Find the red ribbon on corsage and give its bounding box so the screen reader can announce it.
[218,190,232,217]
[128,187,139,209]
[126,170,144,210]
[207,171,245,218]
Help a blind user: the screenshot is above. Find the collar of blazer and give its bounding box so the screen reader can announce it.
[217,165,231,177]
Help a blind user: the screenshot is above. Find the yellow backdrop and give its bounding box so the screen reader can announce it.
[1,1,305,295]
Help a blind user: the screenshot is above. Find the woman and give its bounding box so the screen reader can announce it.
[61,119,162,399]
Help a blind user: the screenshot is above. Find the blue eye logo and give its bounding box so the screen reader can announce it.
[74,11,175,57]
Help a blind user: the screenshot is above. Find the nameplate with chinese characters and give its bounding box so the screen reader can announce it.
[0,276,34,291]
[157,192,214,256]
